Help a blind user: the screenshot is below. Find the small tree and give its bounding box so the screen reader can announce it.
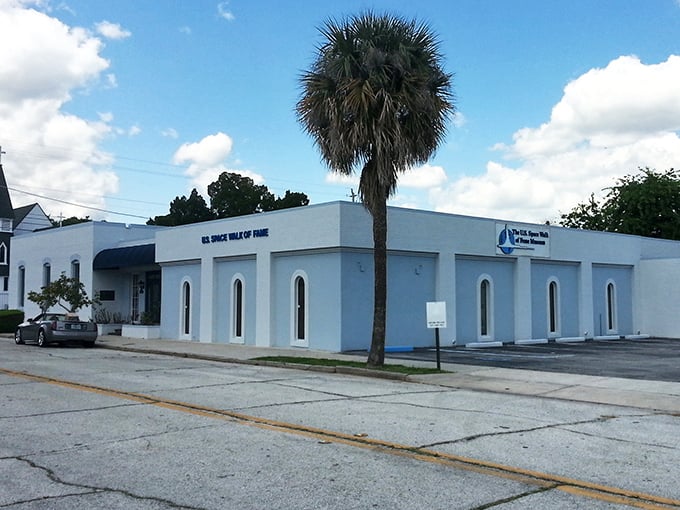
[27,273,96,314]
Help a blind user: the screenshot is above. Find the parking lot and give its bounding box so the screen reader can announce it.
[385,337,680,382]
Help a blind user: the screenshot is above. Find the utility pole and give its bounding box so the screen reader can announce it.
[347,188,358,203]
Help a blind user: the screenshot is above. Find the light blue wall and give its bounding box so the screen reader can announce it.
[455,257,515,343]
[592,265,633,335]
[340,251,373,351]
[339,252,436,351]
[160,263,202,341]
[271,251,342,350]
[214,258,257,344]
[530,262,579,338]
[385,253,437,348]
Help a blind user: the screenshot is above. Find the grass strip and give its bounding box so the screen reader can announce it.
[252,356,445,375]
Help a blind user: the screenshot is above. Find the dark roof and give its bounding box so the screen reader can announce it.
[0,165,15,219]
[93,244,156,270]
[14,202,47,225]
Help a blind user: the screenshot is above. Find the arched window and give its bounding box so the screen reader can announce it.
[477,275,493,340]
[42,262,51,287]
[231,275,245,342]
[606,280,617,333]
[71,260,80,281]
[181,280,192,338]
[291,271,308,346]
[18,265,25,307]
[0,242,7,265]
[548,279,560,336]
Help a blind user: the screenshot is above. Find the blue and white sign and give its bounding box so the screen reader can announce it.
[496,223,550,257]
[201,227,269,245]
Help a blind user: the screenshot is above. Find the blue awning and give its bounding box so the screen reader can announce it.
[93,244,156,270]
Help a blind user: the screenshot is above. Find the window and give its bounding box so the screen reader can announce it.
[99,290,115,301]
[477,274,493,341]
[2,276,7,292]
[42,263,51,287]
[181,280,191,337]
[291,271,308,346]
[548,279,559,336]
[231,276,244,342]
[606,280,617,333]
[71,260,80,281]
[0,218,12,233]
[0,242,7,265]
[131,274,140,322]
[18,266,25,307]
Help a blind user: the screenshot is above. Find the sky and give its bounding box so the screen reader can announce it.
[1,0,680,225]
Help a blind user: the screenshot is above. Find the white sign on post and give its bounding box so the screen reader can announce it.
[426,301,447,329]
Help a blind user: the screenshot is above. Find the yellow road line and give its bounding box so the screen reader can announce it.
[3,367,679,509]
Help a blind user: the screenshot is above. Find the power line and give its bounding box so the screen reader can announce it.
[7,186,149,220]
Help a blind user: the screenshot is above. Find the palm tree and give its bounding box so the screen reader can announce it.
[296,12,454,366]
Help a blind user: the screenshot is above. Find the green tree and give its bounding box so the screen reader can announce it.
[208,172,275,218]
[560,168,680,240]
[148,189,213,226]
[50,216,91,227]
[149,173,310,226]
[297,12,454,366]
[272,190,310,210]
[559,193,608,231]
[27,273,96,313]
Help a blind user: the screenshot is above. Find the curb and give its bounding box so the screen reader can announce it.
[97,343,410,381]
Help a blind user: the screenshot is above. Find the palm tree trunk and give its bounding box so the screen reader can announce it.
[367,197,387,367]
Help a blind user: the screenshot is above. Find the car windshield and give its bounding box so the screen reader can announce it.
[38,313,66,322]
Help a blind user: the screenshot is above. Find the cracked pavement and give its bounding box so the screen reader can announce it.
[1,340,680,509]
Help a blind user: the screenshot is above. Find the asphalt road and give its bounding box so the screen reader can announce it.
[384,338,680,382]
[3,340,680,509]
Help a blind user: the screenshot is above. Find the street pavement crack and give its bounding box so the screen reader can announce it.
[0,402,142,420]
[469,486,556,509]
[9,456,206,510]
[419,415,623,448]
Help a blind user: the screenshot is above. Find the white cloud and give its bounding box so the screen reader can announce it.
[173,132,262,194]
[217,2,235,21]
[179,26,191,35]
[0,3,119,218]
[174,132,233,167]
[452,111,467,129]
[105,73,117,88]
[325,172,357,186]
[98,111,113,123]
[399,164,448,188]
[95,20,131,40]
[325,163,447,190]
[128,124,141,137]
[162,128,179,139]
[430,55,680,223]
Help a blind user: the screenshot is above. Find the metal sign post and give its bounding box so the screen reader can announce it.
[426,302,447,370]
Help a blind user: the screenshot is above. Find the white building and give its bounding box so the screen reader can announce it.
[9,201,680,350]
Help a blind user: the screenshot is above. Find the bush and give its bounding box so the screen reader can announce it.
[0,309,25,333]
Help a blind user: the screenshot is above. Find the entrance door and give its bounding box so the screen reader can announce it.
[145,271,161,323]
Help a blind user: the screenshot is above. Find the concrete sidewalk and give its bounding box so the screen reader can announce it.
[95,335,680,414]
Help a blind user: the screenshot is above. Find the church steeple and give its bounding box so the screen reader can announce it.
[0,156,14,288]
[0,156,15,231]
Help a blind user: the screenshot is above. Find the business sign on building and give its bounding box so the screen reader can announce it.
[496,223,550,258]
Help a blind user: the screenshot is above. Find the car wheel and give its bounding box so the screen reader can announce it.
[37,330,47,347]
[15,329,24,345]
